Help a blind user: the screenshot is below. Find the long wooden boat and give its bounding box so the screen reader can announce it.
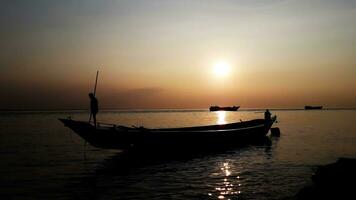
[59,116,276,150]
[209,106,240,111]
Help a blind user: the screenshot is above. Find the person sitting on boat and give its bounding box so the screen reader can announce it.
[89,93,98,126]
[264,109,271,123]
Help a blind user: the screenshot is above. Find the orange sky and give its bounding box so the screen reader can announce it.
[1,0,356,109]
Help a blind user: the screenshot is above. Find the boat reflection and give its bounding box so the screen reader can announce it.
[68,137,275,200]
[217,111,227,125]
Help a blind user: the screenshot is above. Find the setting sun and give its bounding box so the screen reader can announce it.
[213,61,231,77]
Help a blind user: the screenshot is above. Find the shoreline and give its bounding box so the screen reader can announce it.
[291,158,356,200]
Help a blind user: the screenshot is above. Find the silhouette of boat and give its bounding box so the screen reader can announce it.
[305,105,323,110]
[209,106,240,111]
[59,116,276,150]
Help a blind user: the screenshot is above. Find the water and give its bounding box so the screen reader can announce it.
[1,110,356,200]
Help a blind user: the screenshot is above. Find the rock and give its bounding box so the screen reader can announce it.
[271,127,281,137]
[296,158,356,200]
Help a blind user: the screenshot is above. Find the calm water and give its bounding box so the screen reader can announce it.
[1,110,356,200]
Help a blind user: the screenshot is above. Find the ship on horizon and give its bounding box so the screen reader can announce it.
[304,105,323,110]
[209,106,240,112]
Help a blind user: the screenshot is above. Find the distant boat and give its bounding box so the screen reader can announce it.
[305,105,323,110]
[209,106,240,112]
[59,116,276,150]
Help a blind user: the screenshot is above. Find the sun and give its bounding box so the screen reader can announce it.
[213,61,231,77]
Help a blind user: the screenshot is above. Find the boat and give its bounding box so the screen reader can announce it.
[209,106,240,111]
[305,105,323,110]
[59,116,276,150]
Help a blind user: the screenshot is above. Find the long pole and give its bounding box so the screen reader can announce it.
[93,70,99,96]
[89,70,99,123]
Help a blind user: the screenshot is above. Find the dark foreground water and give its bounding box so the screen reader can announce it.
[1,109,356,200]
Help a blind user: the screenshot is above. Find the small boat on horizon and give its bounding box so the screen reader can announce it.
[59,116,276,150]
[209,106,240,112]
[305,105,323,110]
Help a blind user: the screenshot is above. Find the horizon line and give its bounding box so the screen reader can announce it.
[1,107,356,112]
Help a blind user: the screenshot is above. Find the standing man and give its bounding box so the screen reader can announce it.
[264,109,271,122]
[89,93,98,127]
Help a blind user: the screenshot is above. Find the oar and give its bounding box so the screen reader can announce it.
[89,70,99,123]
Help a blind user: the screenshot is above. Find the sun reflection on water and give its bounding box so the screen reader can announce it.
[217,111,227,125]
[209,162,242,199]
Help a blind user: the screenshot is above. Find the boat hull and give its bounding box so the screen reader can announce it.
[59,116,276,150]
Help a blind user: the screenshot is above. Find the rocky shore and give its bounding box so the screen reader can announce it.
[294,158,356,200]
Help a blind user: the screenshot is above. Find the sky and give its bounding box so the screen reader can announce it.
[1,0,356,109]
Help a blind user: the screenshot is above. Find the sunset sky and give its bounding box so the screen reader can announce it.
[1,0,356,109]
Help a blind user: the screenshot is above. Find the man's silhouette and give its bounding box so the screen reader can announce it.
[89,93,98,126]
[264,109,271,122]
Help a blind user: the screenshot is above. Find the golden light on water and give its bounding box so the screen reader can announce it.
[211,162,242,199]
[217,111,227,125]
[223,162,231,177]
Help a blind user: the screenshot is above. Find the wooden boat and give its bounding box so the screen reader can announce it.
[209,106,240,111]
[59,116,276,150]
[305,105,323,110]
